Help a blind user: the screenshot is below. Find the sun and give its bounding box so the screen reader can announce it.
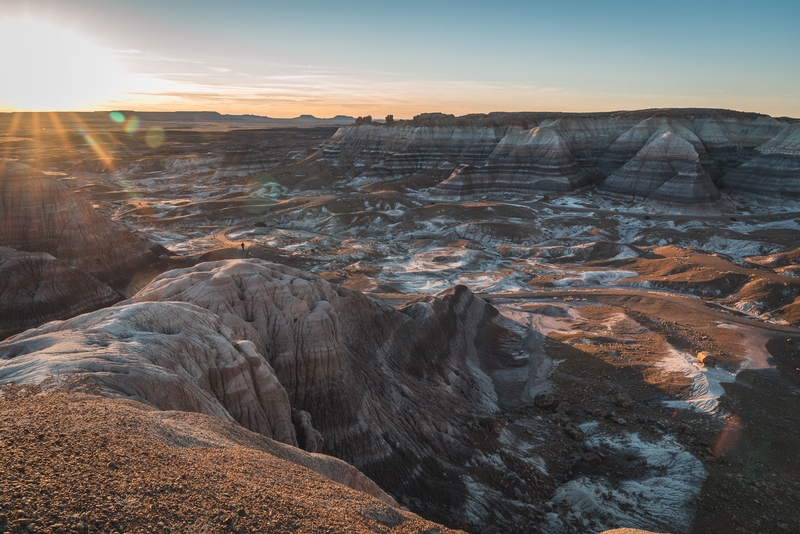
[0,19,129,111]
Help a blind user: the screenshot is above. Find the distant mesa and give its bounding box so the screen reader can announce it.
[124,259,542,528]
[291,108,799,205]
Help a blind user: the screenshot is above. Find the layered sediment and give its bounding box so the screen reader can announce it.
[599,131,721,204]
[0,160,160,291]
[719,122,800,198]
[435,126,589,197]
[0,246,120,339]
[298,109,799,204]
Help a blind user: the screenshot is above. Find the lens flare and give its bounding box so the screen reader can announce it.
[109,111,126,123]
[125,116,140,135]
[713,414,742,457]
[71,113,115,171]
[145,127,165,148]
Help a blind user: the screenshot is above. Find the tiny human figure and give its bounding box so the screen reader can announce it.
[241,243,245,251]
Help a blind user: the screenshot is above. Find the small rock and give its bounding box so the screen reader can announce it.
[565,424,584,441]
[534,394,556,408]
[556,412,571,425]
[697,351,717,367]
[614,393,633,409]
[582,453,601,464]
[555,401,570,414]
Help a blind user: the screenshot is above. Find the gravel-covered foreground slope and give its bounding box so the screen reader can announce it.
[0,386,459,534]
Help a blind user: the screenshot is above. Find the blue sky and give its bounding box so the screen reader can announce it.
[1,0,798,117]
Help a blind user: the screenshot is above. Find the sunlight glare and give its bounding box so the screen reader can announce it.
[0,19,129,110]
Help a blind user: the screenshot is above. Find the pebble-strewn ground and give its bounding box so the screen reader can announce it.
[0,386,461,534]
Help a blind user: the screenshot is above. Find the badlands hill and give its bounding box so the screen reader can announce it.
[0,161,160,290]
[1,259,549,530]
[280,109,799,205]
[0,161,168,338]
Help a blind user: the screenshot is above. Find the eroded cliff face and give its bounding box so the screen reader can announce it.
[435,127,590,197]
[318,124,518,184]
[719,122,800,198]
[598,131,721,204]
[0,160,160,291]
[292,109,798,204]
[128,261,531,503]
[0,301,298,446]
[0,246,121,339]
[0,258,548,529]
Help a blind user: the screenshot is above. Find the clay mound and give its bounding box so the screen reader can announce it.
[0,246,120,340]
[317,124,513,183]
[0,160,160,292]
[719,122,800,198]
[454,221,545,245]
[129,259,536,526]
[434,126,589,198]
[598,131,721,204]
[213,149,274,179]
[597,116,721,179]
[729,278,800,322]
[691,114,786,174]
[0,301,297,447]
[0,388,455,533]
[530,241,644,263]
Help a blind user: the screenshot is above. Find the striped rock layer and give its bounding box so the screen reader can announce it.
[435,126,590,197]
[0,160,159,291]
[719,122,800,198]
[599,131,721,204]
[318,124,519,184]
[306,109,798,204]
[0,246,120,340]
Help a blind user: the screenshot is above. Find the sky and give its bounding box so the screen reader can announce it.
[0,0,798,118]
